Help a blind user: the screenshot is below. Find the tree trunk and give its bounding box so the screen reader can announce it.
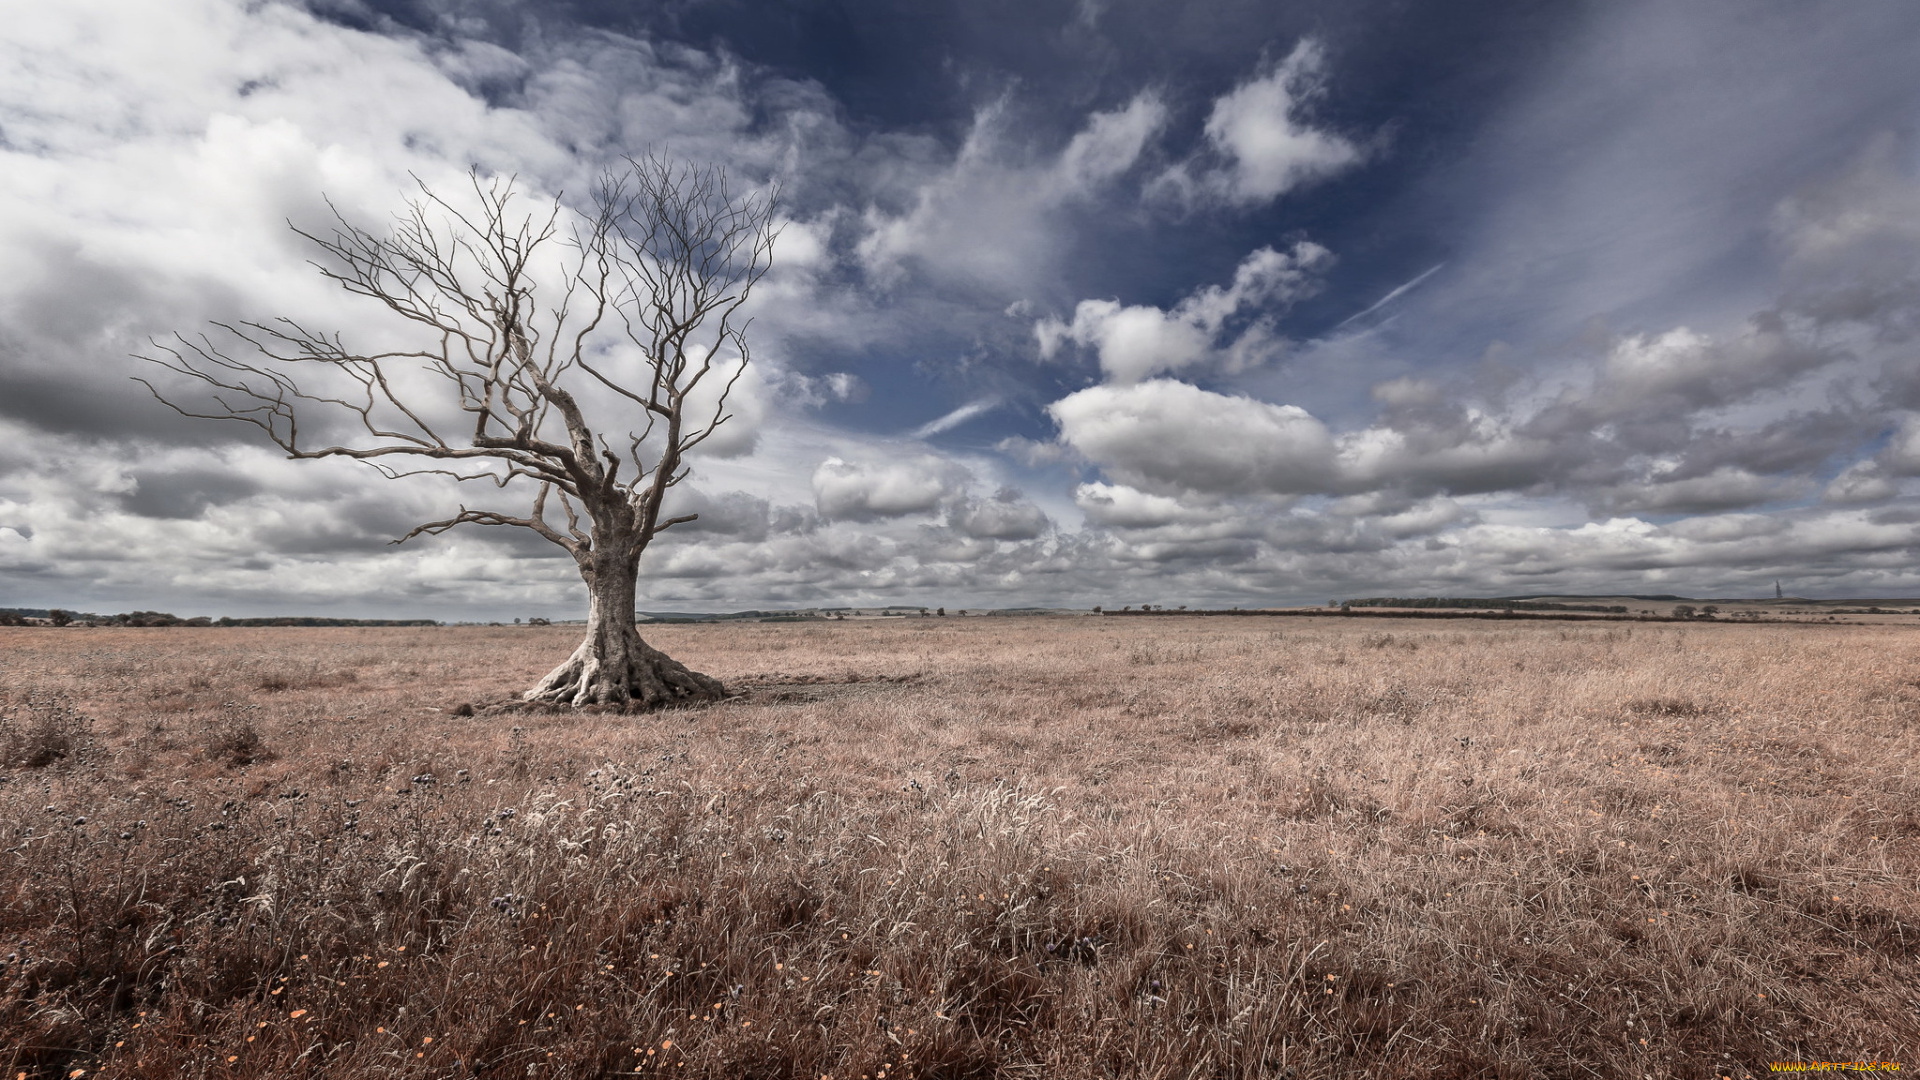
[524,549,725,709]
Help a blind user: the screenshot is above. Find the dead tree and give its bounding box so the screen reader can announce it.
[140,157,778,708]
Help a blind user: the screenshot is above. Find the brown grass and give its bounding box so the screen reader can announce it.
[1,617,1916,1078]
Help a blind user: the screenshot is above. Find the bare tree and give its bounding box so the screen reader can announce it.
[140,157,778,709]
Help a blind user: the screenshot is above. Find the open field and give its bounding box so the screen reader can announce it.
[2,617,1917,1078]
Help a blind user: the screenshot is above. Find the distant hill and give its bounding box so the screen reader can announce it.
[637,609,825,623]
[1342,597,1629,613]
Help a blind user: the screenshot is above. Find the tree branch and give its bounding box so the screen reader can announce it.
[140,157,777,574]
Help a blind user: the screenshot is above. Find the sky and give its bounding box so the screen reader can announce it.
[3,0,1920,619]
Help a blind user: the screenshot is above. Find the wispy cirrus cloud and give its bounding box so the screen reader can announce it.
[911,399,999,438]
[856,92,1168,290]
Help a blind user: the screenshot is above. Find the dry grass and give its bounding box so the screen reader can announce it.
[1,617,1917,1078]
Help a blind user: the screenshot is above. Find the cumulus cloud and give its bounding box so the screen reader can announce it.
[1050,379,1336,495]
[1037,302,1210,384]
[1042,260,1900,521]
[811,455,969,520]
[949,489,1050,540]
[1036,242,1329,382]
[1576,324,1835,423]
[1042,307,1866,518]
[1153,39,1362,207]
[1334,414,1550,499]
[1074,482,1218,529]
[1050,374,1554,503]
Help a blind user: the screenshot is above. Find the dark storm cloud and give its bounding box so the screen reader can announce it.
[116,466,265,519]
[0,367,206,443]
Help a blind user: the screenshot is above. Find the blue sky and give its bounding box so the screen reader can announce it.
[3,0,1920,618]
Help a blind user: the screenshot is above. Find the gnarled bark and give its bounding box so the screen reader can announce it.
[525,552,724,708]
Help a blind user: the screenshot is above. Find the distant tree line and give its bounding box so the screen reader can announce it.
[0,609,437,627]
[1,608,91,626]
[1341,597,1629,613]
[208,616,440,627]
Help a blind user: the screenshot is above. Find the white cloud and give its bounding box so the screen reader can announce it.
[677,355,768,459]
[1038,301,1212,383]
[1335,263,1446,329]
[1153,39,1362,207]
[1598,328,1723,404]
[1036,242,1329,383]
[1053,92,1169,193]
[1331,419,1552,499]
[949,490,1050,540]
[857,92,1166,288]
[1372,497,1474,538]
[1049,379,1336,495]
[911,399,998,438]
[811,455,969,520]
[1074,482,1216,529]
[1049,373,1554,502]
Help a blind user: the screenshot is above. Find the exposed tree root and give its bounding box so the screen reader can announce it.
[523,634,725,710]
